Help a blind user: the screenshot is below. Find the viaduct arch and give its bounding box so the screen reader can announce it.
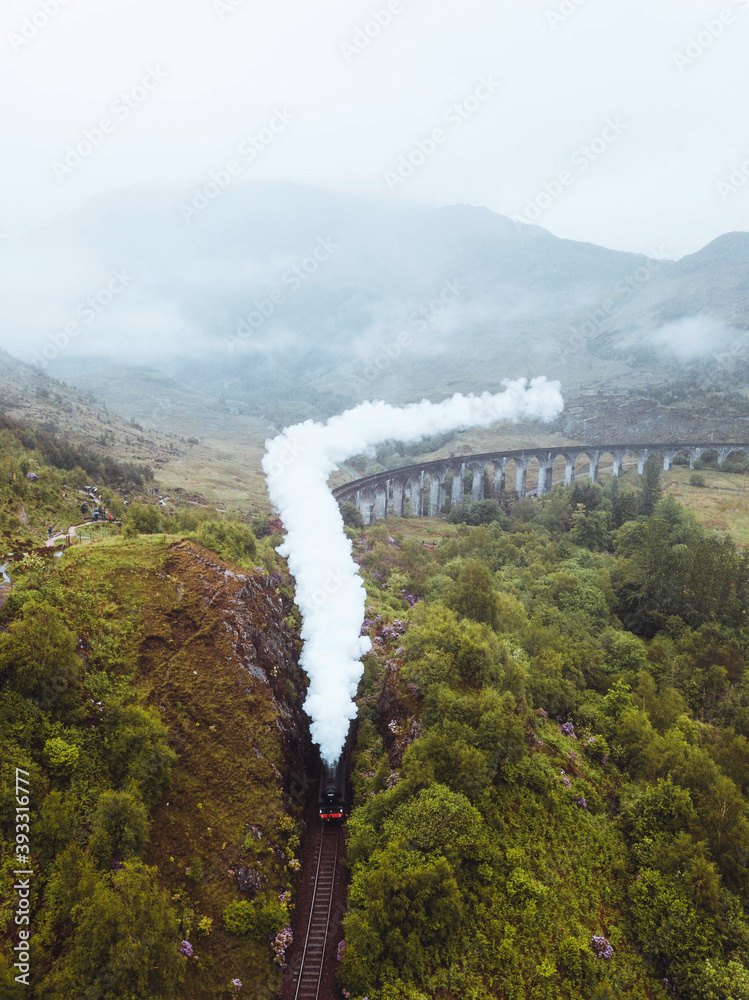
[331,442,749,524]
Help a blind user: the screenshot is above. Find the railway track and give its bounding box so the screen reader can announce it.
[291,824,341,1000]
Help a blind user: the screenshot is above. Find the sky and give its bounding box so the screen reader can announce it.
[1,0,749,258]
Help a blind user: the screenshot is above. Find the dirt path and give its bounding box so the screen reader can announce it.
[44,521,116,547]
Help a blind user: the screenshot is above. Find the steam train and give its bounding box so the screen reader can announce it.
[318,757,346,822]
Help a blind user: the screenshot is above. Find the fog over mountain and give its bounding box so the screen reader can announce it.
[2,182,747,429]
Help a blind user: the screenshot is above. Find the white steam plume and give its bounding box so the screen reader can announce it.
[262,377,564,763]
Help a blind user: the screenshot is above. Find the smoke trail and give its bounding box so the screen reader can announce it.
[262,377,563,763]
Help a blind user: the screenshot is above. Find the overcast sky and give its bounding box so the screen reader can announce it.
[1,0,748,257]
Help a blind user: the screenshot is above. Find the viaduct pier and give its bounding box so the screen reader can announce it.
[331,442,749,524]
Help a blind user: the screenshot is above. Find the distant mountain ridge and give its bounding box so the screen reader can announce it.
[1,182,747,430]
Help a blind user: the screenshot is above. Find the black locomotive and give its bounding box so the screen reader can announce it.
[318,757,346,822]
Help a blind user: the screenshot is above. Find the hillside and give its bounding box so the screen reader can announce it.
[0,350,182,472]
[0,529,313,999]
[337,476,749,1000]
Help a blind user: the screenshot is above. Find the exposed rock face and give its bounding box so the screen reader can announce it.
[157,540,313,783]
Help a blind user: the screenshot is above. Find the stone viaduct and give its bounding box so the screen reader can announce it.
[332,442,749,524]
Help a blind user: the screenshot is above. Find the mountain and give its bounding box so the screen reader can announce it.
[2,182,747,438]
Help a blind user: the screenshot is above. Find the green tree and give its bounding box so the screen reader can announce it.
[39,859,183,1000]
[343,847,463,989]
[193,520,257,564]
[639,453,663,516]
[90,790,149,865]
[443,559,500,629]
[123,503,163,535]
[569,503,611,551]
[340,501,365,529]
[0,599,80,713]
[106,705,175,806]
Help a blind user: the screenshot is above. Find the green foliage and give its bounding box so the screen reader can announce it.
[347,487,749,999]
[639,453,663,516]
[0,598,80,714]
[569,503,611,551]
[448,499,507,526]
[106,705,175,806]
[442,559,501,629]
[340,501,365,529]
[191,519,258,564]
[89,790,149,864]
[223,899,255,935]
[223,897,287,938]
[39,857,182,999]
[123,502,163,534]
[0,411,152,488]
[44,737,80,779]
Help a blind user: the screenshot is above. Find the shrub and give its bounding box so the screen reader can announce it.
[340,501,364,530]
[0,599,80,714]
[106,705,175,806]
[192,521,257,565]
[124,503,163,535]
[223,900,255,935]
[39,859,182,997]
[223,898,287,938]
[689,473,706,488]
[90,790,149,864]
[44,737,80,779]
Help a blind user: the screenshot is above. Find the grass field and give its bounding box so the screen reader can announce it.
[652,469,749,545]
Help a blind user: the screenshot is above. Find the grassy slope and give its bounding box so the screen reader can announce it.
[61,364,275,514]
[3,534,311,999]
[609,466,749,547]
[0,351,182,471]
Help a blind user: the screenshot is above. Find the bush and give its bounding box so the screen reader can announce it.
[223,897,287,938]
[192,521,257,565]
[448,499,506,526]
[106,705,175,806]
[223,900,255,935]
[340,501,364,530]
[0,599,80,714]
[124,503,163,535]
[90,790,149,864]
[39,858,182,998]
[689,473,706,488]
[44,737,80,779]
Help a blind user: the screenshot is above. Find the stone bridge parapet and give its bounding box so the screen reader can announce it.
[331,442,749,524]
